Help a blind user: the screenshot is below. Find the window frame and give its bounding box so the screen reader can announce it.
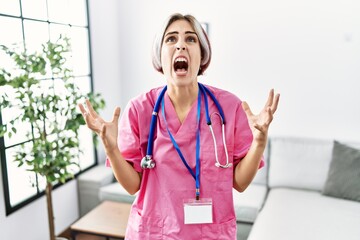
[0,0,98,216]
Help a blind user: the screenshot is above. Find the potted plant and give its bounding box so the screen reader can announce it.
[0,35,105,240]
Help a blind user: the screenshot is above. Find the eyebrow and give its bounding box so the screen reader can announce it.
[165,31,198,36]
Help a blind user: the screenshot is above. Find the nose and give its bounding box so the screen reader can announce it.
[176,40,186,51]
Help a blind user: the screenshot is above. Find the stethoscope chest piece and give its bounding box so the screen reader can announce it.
[141,155,155,169]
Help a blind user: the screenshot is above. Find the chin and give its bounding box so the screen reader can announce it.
[170,77,197,88]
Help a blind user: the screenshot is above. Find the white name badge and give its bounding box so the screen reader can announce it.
[183,198,213,224]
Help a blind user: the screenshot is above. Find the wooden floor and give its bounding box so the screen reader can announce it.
[74,234,118,240]
[59,232,118,240]
[59,228,118,240]
[73,234,106,240]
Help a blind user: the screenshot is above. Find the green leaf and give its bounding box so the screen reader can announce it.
[0,73,7,86]
[0,125,7,137]
[17,161,24,168]
[0,35,106,188]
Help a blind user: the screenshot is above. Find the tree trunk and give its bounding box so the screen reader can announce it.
[46,182,56,240]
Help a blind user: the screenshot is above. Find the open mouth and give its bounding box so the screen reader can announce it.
[173,57,188,74]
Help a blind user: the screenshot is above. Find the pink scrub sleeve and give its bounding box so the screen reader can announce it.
[232,100,264,169]
[105,101,143,173]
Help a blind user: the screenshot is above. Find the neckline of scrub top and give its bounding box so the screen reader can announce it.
[163,92,199,136]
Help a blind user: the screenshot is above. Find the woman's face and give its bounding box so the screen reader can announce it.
[161,19,202,87]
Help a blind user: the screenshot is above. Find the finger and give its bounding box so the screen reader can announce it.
[271,93,280,113]
[78,103,87,116]
[78,103,103,134]
[111,107,121,124]
[78,103,92,122]
[264,89,274,109]
[265,107,274,125]
[242,101,254,117]
[79,103,98,129]
[85,99,99,118]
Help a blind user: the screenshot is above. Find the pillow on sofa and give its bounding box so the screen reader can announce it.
[322,141,360,202]
[268,137,333,191]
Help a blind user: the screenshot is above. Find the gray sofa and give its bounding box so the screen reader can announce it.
[78,137,360,239]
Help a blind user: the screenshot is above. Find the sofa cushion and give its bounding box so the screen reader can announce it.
[78,165,115,189]
[99,182,136,203]
[268,137,333,191]
[78,165,115,216]
[248,188,360,240]
[233,183,268,223]
[322,141,360,202]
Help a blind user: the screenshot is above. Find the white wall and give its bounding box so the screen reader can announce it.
[113,0,360,143]
[0,175,79,240]
[88,0,123,162]
[1,0,359,239]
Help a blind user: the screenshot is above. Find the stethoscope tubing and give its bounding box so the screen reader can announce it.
[199,84,226,124]
[146,86,168,157]
[142,83,231,169]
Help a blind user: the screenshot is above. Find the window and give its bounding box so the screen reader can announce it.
[0,0,96,215]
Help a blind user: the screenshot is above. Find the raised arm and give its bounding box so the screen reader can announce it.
[233,89,280,192]
[78,99,141,194]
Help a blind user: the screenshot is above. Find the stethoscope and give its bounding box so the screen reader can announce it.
[140,83,232,169]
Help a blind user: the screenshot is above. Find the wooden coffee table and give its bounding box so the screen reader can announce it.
[71,201,132,240]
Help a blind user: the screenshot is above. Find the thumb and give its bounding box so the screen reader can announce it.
[242,101,253,117]
[111,107,121,123]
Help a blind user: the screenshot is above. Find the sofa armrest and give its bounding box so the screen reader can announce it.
[233,183,268,223]
[77,165,115,216]
[99,182,136,203]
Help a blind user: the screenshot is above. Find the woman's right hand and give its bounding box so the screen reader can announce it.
[78,99,121,154]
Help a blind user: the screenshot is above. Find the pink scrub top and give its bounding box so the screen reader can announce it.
[106,84,263,240]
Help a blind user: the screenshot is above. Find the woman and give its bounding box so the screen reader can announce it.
[79,13,279,239]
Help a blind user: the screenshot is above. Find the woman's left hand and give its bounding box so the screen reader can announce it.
[242,89,280,145]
